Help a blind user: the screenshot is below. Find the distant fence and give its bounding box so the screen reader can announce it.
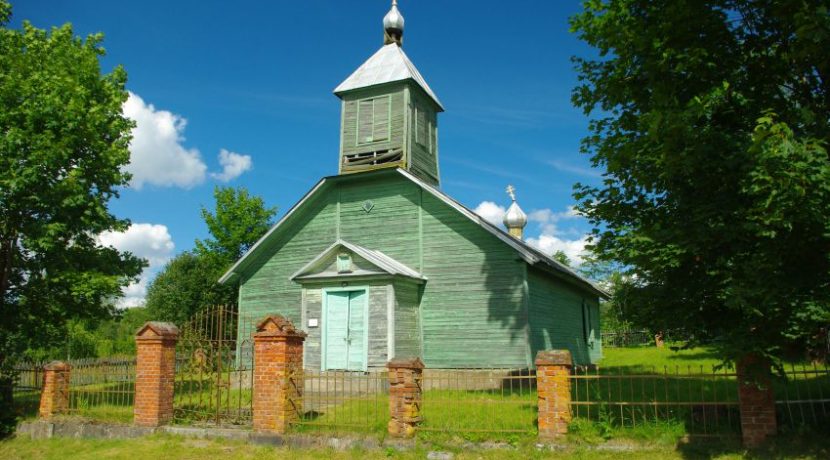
[601,329,693,347]
[11,356,136,422]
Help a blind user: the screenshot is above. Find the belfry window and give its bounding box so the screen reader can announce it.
[415,105,431,152]
[357,96,390,145]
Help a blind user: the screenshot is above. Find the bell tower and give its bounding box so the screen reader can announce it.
[333,0,444,185]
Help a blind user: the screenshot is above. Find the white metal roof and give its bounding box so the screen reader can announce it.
[289,240,426,282]
[334,43,444,110]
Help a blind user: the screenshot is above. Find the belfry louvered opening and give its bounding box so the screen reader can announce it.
[357,96,391,145]
[343,148,403,170]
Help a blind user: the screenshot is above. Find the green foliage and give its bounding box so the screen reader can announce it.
[144,252,234,325]
[552,250,572,267]
[145,186,275,324]
[195,186,277,265]
[0,0,144,434]
[570,0,830,368]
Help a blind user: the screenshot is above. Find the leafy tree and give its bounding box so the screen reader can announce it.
[570,0,830,374]
[146,187,276,323]
[196,186,277,264]
[0,1,144,434]
[551,250,572,267]
[144,252,233,325]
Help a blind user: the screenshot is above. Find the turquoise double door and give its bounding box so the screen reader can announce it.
[323,290,367,371]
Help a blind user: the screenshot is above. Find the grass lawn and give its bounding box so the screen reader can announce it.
[599,345,725,371]
[2,432,830,459]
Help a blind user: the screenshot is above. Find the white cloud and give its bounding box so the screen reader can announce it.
[473,201,506,226]
[474,200,590,265]
[123,92,208,189]
[526,234,590,265]
[99,223,175,308]
[210,149,252,182]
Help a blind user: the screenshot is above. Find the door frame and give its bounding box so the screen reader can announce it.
[321,286,370,371]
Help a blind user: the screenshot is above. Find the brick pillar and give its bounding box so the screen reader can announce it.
[252,315,306,434]
[387,357,424,438]
[38,361,70,418]
[536,350,573,439]
[737,354,777,448]
[134,322,179,427]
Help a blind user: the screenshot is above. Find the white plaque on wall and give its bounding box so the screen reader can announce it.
[308,318,319,328]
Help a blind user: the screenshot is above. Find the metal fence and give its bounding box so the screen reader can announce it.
[776,362,830,430]
[570,362,830,436]
[173,305,255,427]
[601,329,693,348]
[571,365,740,436]
[418,368,536,438]
[293,369,388,433]
[11,361,46,418]
[66,357,136,422]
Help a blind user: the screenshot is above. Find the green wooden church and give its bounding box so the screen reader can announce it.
[220,1,606,371]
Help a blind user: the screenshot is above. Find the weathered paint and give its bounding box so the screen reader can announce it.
[338,82,439,185]
[527,267,601,365]
[237,171,600,369]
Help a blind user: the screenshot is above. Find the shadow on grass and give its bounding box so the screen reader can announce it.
[676,431,830,459]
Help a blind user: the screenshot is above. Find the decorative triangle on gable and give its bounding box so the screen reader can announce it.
[290,240,425,283]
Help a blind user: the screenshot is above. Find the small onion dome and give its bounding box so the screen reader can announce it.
[503,184,528,238]
[383,0,404,45]
[383,0,405,32]
[503,201,528,229]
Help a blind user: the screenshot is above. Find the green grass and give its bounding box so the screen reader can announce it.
[599,345,724,371]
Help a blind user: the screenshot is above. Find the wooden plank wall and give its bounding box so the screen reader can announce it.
[408,88,439,185]
[393,281,421,359]
[341,87,406,158]
[238,172,597,370]
[237,192,337,342]
[419,192,529,369]
[527,267,601,365]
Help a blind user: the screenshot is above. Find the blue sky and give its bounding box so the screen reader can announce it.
[11,0,603,306]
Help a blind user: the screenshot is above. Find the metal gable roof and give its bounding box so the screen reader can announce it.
[333,43,444,110]
[218,168,607,298]
[289,240,425,282]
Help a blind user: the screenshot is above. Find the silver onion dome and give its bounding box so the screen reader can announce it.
[383,0,405,34]
[503,185,528,230]
[504,201,528,228]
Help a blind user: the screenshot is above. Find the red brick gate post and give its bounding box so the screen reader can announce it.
[535,350,573,440]
[252,315,306,434]
[134,322,179,427]
[38,361,71,418]
[737,354,777,448]
[386,357,424,437]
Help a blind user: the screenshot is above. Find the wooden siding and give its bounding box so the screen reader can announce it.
[366,282,390,367]
[238,192,337,342]
[408,87,439,185]
[527,267,601,365]
[303,288,323,370]
[419,191,529,369]
[237,171,597,370]
[393,281,421,359]
[338,176,421,271]
[341,86,406,160]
